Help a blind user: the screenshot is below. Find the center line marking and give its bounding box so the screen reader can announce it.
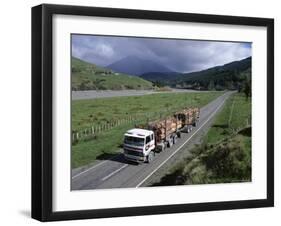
[72,153,122,180]
[101,164,128,181]
[135,93,229,188]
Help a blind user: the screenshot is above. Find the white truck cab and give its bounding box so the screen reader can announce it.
[123,128,155,163]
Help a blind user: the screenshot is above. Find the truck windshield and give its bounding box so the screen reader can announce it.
[124,136,144,147]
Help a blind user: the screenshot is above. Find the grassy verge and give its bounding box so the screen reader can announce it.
[152,93,251,186]
[206,92,251,143]
[72,91,223,168]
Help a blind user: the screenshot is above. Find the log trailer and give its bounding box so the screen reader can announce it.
[123,107,200,163]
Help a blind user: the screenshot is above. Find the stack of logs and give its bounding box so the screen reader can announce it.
[136,107,200,142]
[175,107,200,125]
[148,116,182,140]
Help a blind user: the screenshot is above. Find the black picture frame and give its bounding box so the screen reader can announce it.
[32,4,274,222]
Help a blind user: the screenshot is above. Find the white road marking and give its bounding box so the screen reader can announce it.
[72,154,122,180]
[135,94,228,188]
[101,164,128,181]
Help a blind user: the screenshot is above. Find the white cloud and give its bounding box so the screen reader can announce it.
[95,43,114,58]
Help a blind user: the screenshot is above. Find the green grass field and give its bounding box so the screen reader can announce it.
[72,57,153,90]
[72,91,223,168]
[152,93,252,186]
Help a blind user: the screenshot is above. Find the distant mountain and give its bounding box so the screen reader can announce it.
[139,72,182,86]
[106,55,174,76]
[75,55,252,91]
[71,57,153,91]
[172,57,252,90]
[139,57,252,90]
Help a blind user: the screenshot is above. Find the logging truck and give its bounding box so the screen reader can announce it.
[123,107,200,163]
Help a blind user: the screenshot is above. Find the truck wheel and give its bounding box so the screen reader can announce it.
[173,136,177,144]
[159,143,165,152]
[147,152,154,163]
[167,139,173,148]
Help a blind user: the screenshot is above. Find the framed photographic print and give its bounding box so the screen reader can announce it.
[32,4,274,221]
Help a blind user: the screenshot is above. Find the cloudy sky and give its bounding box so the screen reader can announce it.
[72,34,251,73]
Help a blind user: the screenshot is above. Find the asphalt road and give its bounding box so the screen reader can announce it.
[72,88,210,100]
[71,91,233,190]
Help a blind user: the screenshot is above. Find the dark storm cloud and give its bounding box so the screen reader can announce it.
[72,34,251,73]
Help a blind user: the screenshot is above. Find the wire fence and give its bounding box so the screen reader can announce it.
[226,95,251,135]
[71,112,166,145]
[228,116,251,135]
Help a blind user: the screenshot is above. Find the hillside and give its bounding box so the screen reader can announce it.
[173,57,252,90]
[106,55,174,76]
[140,72,181,86]
[71,57,154,90]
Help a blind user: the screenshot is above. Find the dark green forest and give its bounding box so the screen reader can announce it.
[147,57,252,92]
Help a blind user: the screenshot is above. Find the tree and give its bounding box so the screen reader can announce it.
[237,84,242,93]
[208,80,215,90]
[244,80,251,100]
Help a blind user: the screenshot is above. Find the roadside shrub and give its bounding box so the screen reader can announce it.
[201,140,251,181]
